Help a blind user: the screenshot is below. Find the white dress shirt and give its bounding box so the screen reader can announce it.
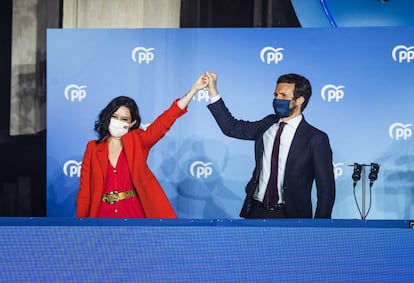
[254,115,302,204]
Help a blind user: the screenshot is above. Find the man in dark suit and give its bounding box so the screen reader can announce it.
[205,72,335,219]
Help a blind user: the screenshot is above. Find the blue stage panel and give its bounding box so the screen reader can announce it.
[0,219,413,282]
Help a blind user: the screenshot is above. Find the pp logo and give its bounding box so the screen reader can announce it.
[63,160,82,178]
[64,84,87,102]
[333,163,344,180]
[260,47,284,64]
[132,47,155,64]
[389,123,413,140]
[193,88,209,102]
[392,45,414,63]
[190,161,213,179]
[321,84,345,102]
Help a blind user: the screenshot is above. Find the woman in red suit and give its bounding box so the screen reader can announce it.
[76,74,208,218]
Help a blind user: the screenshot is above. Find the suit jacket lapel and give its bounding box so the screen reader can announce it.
[285,119,309,171]
[96,140,108,178]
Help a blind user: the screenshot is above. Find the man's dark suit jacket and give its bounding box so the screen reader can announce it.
[207,98,335,218]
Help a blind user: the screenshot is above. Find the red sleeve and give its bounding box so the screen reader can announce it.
[130,99,187,148]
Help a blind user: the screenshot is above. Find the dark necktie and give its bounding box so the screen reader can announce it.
[263,121,286,206]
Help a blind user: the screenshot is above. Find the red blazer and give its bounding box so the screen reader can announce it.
[76,100,186,218]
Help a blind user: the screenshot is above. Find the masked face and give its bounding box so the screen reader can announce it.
[273,98,294,118]
[108,118,130,138]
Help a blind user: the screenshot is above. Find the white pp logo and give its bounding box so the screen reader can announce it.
[132,47,155,64]
[63,160,82,178]
[193,88,210,102]
[321,84,345,102]
[64,84,87,102]
[392,45,414,63]
[260,47,284,64]
[333,162,343,180]
[190,161,213,179]
[389,123,413,140]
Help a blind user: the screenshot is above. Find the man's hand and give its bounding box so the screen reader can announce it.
[205,72,218,98]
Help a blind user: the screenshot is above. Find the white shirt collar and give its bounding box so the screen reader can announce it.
[281,114,302,130]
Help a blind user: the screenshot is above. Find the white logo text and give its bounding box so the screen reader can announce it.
[260,47,284,64]
[132,47,155,64]
[389,123,412,140]
[193,88,210,102]
[190,161,213,178]
[333,162,344,180]
[63,160,82,178]
[392,45,414,63]
[321,84,345,102]
[64,84,87,102]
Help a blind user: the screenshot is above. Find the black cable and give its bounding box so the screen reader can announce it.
[353,183,363,219]
[365,163,380,218]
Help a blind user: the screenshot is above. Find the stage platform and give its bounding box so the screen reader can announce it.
[0,218,413,282]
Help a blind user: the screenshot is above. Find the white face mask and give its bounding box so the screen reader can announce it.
[108,118,130,138]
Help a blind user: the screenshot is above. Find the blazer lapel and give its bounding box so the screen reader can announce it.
[285,119,309,170]
[96,140,108,178]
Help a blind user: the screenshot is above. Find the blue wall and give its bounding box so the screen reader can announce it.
[47,27,414,219]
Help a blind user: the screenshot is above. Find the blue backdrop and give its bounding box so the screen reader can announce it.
[47,27,414,219]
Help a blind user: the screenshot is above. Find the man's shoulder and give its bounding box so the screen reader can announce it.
[262,114,279,126]
[300,119,329,138]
